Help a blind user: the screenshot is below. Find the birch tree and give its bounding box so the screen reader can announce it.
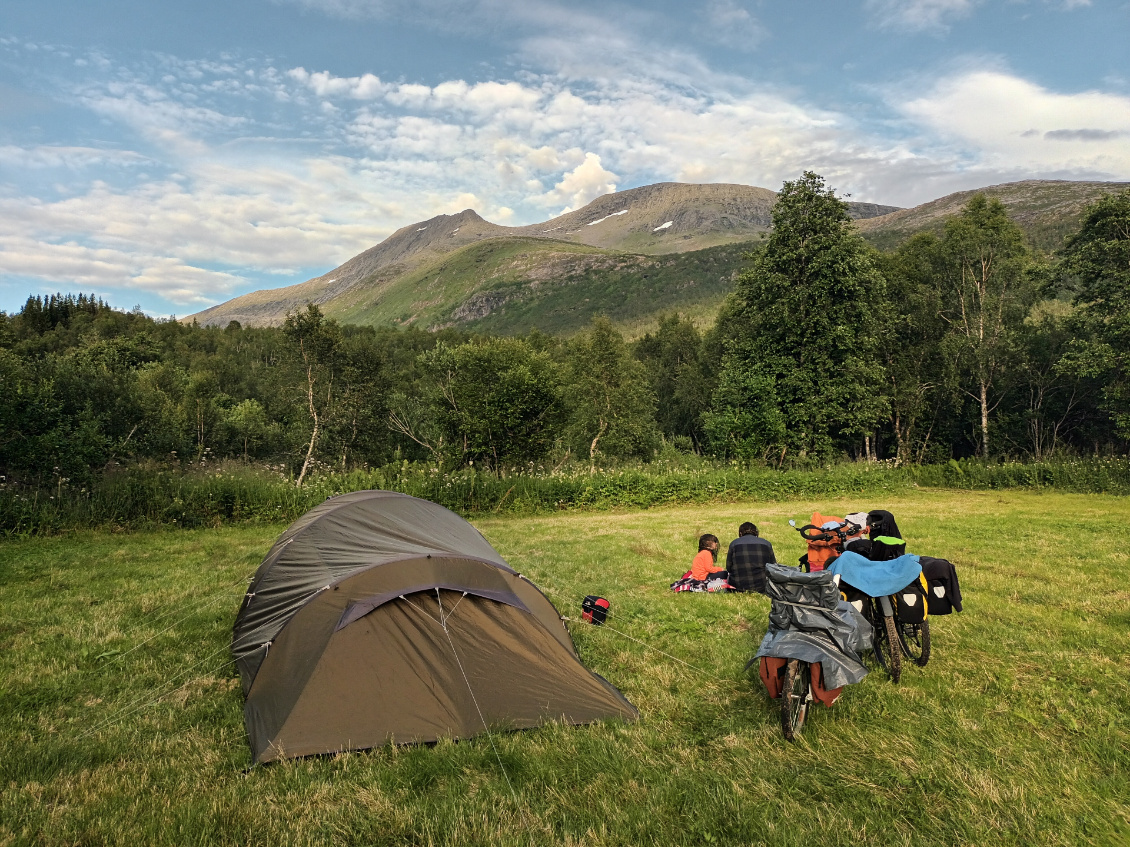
[564,317,658,466]
[282,304,341,486]
[937,195,1036,457]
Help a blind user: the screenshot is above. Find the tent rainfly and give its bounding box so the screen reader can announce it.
[231,490,637,763]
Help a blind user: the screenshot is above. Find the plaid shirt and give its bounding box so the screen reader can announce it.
[725,536,775,593]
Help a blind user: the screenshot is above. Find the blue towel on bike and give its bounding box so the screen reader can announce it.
[827,551,922,597]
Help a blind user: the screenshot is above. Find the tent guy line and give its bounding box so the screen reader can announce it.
[76,643,237,742]
[397,593,444,628]
[95,587,248,674]
[436,588,521,803]
[562,616,730,687]
[88,566,259,679]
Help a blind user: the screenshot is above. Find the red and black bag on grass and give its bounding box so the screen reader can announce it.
[582,595,610,625]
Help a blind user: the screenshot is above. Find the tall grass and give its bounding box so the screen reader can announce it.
[3,456,1129,537]
[913,456,1130,493]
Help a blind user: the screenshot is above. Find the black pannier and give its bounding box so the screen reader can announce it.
[838,581,873,625]
[869,537,906,561]
[894,576,928,624]
[920,556,962,615]
[865,510,906,561]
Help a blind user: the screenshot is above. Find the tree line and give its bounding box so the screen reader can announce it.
[1,174,1127,486]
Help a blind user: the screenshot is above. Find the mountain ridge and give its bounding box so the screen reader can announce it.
[187,178,1128,333]
[187,182,896,328]
[857,179,1129,251]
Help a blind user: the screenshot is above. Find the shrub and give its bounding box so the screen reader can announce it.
[2,456,1127,536]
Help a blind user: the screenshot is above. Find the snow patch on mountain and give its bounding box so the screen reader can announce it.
[653,221,673,231]
[587,209,628,226]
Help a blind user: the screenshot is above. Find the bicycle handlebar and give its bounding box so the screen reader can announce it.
[792,519,864,543]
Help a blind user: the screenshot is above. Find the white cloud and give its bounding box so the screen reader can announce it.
[0,235,244,305]
[865,0,977,33]
[287,67,388,99]
[897,70,1130,174]
[539,153,619,213]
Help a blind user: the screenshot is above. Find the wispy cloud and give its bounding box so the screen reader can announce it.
[0,145,150,168]
[865,0,977,33]
[696,0,766,51]
[1044,128,1124,141]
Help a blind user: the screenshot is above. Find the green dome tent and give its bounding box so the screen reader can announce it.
[232,490,637,763]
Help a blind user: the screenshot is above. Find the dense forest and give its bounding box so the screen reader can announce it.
[2,173,1128,491]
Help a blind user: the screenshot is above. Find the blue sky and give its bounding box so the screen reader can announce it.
[1,0,1128,317]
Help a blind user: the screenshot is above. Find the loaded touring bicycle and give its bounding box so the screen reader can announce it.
[757,509,962,739]
[789,512,931,683]
[754,563,871,740]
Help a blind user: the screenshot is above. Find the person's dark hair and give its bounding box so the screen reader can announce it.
[698,533,719,551]
[739,522,758,537]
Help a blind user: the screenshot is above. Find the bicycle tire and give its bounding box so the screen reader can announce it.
[897,618,931,667]
[879,612,902,683]
[781,659,809,741]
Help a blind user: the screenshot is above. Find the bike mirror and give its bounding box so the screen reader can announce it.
[788,519,796,527]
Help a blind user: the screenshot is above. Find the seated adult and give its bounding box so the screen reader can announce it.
[725,522,775,593]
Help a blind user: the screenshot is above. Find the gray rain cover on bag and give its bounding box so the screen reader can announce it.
[754,563,871,690]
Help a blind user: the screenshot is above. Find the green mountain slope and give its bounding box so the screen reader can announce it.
[328,236,758,337]
[329,237,615,328]
[858,179,1130,251]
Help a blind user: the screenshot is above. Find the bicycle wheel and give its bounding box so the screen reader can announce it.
[781,659,810,741]
[872,610,902,683]
[897,618,931,667]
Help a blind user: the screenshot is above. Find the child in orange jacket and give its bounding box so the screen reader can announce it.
[690,534,725,581]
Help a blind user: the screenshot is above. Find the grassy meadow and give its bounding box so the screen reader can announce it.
[1,489,1128,846]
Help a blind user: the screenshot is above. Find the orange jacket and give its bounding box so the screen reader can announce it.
[806,512,844,572]
[691,549,723,581]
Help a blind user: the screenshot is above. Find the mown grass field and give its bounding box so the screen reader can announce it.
[1,489,1128,846]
